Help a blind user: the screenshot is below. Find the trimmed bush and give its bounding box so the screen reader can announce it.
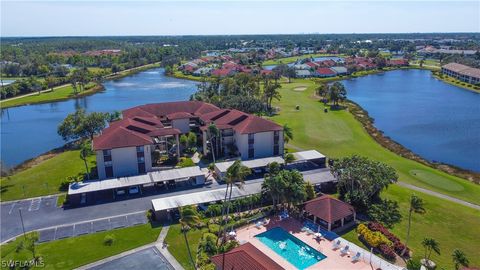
[103,234,115,246]
[368,222,409,256]
[208,224,220,235]
[378,244,396,260]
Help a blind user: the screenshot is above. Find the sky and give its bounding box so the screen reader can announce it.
[1,0,479,37]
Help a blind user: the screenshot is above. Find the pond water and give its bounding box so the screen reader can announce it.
[343,69,480,172]
[1,68,198,167]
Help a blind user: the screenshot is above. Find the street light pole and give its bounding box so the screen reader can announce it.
[19,209,26,239]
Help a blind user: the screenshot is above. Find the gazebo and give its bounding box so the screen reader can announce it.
[303,195,356,231]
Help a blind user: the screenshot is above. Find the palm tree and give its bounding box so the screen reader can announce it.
[207,123,219,163]
[284,153,295,165]
[283,124,293,144]
[452,249,469,270]
[79,140,93,180]
[402,194,426,256]
[220,160,251,270]
[422,238,440,264]
[179,206,200,270]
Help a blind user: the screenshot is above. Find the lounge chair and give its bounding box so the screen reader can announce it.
[332,240,341,250]
[351,252,361,262]
[340,245,350,255]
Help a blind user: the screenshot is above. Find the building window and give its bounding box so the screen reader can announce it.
[103,149,112,162]
[105,166,113,178]
[274,145,279,155]
[137,156,145,163]
[138,163,146,174]
[248,133,254,144]
[248,148,254,159]
[274,131,280,144]
[104,161,112,167]
[136,146,144,153]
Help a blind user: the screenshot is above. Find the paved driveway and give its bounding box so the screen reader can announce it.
[1,181,224,242]
[88,247,174,270]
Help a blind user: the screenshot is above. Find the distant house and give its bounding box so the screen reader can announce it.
[296,70,312,78]
[388,59,409,66]
[211,243,284,270]
[442,63,480,84]
[315,68,336,77]
[330,66,348,75]
[260,69,273,76]
[192,67,212,77]
[292,63,310,70]
[211,68,235,77]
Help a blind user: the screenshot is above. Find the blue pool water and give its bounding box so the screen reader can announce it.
[255,227,326,269]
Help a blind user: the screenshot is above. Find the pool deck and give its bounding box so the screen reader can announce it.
[235,217,373,270]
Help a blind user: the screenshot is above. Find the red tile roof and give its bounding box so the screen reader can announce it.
[211,243,284,270]
[212,68,234,77]
[93,101,282,150]
[201,109,282,134]
[93,126,152,150]
[316,68,336,75]
[304,195,355,223]
[167,111,192,120]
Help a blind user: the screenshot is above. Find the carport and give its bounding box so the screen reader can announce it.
[214,156,285,180]
[292,150,326,167]
[68,166,205,206]
[151,185,257,221]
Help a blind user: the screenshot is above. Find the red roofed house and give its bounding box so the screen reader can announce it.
[315,68,337,78]
[388,59,409,66]
[302,195,356,231]
[212,68,235,77]
[93,101,284,179]
[211,243,284,270]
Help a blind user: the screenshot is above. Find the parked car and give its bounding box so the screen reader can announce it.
[129,186,140,194]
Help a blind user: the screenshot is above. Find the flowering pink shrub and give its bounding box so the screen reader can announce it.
[368,222,409,257]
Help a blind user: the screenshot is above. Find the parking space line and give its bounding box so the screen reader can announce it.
[8,202,16,214]
[28,198,41,211]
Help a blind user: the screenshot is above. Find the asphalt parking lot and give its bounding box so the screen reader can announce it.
[37,212,147,243]
[88,247,174,270]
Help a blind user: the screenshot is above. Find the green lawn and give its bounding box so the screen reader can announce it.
[262,53,346,66]
[270,79,480,269]
[0,149,95,201]
[0,83,101,109]
[342,184,480,268]
[0,224,161,270]
[270,79,480,205]
[164,224,206,270]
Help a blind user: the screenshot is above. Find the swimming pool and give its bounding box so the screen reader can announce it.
[255,227,326,269]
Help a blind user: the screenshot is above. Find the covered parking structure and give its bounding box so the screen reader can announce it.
[151,184,258,220]
[292,150,326,167]
[214,156,285,180]
[68,166,205,206]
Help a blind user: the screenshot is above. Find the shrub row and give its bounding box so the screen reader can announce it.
[357,224,396,261]
[368,222,410,257]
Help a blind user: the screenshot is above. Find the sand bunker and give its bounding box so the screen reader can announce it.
[293,86,308,91]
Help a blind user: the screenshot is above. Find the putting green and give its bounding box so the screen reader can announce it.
[409,169,464,191]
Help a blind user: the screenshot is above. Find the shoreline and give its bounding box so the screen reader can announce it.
[431,71,480,94]
[0,62,161,109]
[346,100,480,183]
[167,67,480,182]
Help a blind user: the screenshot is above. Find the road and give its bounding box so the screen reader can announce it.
[397,182,480,210]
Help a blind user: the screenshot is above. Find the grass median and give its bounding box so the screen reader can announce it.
[0,223,161,270]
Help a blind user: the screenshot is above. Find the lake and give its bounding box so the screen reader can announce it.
[343,69,480,172]
[2,68,479,172]
[1,68,198,167]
